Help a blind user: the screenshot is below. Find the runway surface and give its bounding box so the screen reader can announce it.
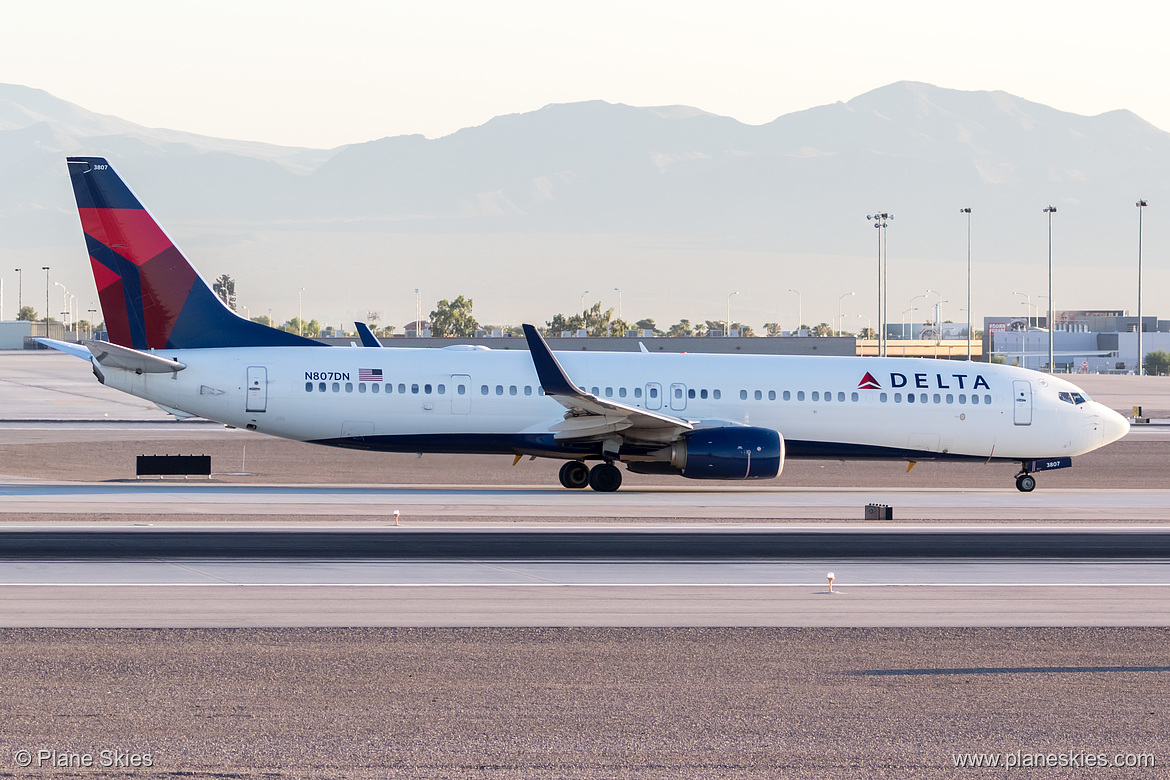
[4,481,1170,521]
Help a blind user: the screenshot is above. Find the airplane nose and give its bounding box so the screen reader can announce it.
[1092,404,1130,447]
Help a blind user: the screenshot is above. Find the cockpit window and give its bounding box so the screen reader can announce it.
[1058,391,1089,405]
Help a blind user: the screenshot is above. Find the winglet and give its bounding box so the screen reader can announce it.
[354,322,383,348]
[522,324,582,397]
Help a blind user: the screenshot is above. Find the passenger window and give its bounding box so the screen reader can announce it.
[372,384,380,394]
[318,382,326,393]
[458,384,467,396]
[424,383,432,394]
[920,394,928,404]
[649,387,658,398]
[619,387,627,398]
[945,394,953,403]
[398,383,406,394]
[851,392,858,402]
[894,393,902,402]
[332,382,340,392]
[345,382,354,393]
[591,386,600,395]
[305,382,313,392]
[971,394,980,405]
[797,391,805,401]
[907,393,915,403]
[688,389,696,399]
[783,390,791,401]
[525,386,533,396]
[606,387,613,397]
[635,387,643,398]
[510,385,517,396]
[496,385,504,395]
[838,392,845,402]
[437,384,445,395]
[825,391,832,402]
[984,394,992,404]
[700,389,708,399]
[359,383,367,393]
[480,385,489,395]
[754,390,762,400]
[769,390,776,401]
[713,389,721,400]
[933,393,941,404]
[812,391,820,401]
[411,383,419,394]
[740,390,748,400]
[880,392,887,403]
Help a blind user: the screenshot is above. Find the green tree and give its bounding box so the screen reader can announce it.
[858,327,878,340]
[212,274,236,311]
[17,305,37,321]
[811,322,833,337]
[543,313,585,336]
[430,295,479,337]
[251,315,274,328]
[282,317,319,337]
[376,324,397,337]
[1145,350,1170,376]
[762,322,781,337]
[732,322,754,337]
[666,319,693,337]
[586,302,614,337]
[608,318,632,337]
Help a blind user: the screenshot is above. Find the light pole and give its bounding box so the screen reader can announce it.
[14,267,21,315]
[414,288,422,337]
[613,287,622,336]
[298,287,304,336]
[837,292,854,336]
[910,293,928,339]
[867,212,893,356]
[901,307,914,341]
[788,289,802,335]
[88,307,96,338]
[54,282,69,329]
[1044,205,1057,373]
[1012,291,1032,370]
[1137,199,1148,375]
[960,207,972,360]
[925,289,945,335]
[725,291,739,337]
[580,290,589,335]
[42,266,49,332]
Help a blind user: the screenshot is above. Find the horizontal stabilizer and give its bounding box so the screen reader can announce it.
[84,340,187,373]
[35,338,92,360]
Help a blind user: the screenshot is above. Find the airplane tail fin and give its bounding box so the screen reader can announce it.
[66,157,320,349]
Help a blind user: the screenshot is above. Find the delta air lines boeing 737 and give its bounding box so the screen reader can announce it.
[40,157,1129,492]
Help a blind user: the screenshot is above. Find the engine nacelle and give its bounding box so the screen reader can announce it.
[669,426,784,480]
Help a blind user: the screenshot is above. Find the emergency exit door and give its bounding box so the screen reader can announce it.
[1012,380,1032,425]
[246,366,268,412]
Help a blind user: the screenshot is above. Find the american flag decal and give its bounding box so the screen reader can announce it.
[359,368,383,382]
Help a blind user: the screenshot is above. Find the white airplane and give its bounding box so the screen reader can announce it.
[40,157,1129,492]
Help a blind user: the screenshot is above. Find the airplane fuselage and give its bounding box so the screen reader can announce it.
[99,344,1124,466]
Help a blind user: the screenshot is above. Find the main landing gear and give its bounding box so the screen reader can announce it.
[558,460,623,492]
[1014,470,1037,493]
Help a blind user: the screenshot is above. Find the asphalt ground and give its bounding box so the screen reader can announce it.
[0,627,1166,779]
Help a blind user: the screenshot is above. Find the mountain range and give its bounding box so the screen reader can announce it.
[1,81,1166,329]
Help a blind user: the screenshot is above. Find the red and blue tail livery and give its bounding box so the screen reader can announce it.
[66,157,318,350]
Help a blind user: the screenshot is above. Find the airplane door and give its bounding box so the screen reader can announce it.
[1012,380,1032,426]
[246,366,268,412]
[670,383,687,411]
[451,374,471,414]
[645,382,663,410]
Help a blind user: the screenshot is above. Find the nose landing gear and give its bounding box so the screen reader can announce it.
[1014,472,1037,493]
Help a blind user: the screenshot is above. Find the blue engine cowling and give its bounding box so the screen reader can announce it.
[678,427,784,480]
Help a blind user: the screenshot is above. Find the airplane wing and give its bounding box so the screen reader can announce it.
[354,322,383,348]
[522,324,692,441]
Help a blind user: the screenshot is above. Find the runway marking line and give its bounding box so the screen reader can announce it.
[5,583,1170,588]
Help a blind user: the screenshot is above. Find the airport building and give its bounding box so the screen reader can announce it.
[983,311,1170,373]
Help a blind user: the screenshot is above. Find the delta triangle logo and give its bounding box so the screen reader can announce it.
[858,371,881,390]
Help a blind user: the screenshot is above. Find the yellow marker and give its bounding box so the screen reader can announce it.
[393,510,400,526]
[827,572,835,593]
[512,454,522,466]
[906,460,917,473]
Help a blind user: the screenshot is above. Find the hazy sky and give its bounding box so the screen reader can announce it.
[8,0,1170,149]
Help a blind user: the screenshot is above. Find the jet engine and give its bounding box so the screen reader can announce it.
[629,426,784,480]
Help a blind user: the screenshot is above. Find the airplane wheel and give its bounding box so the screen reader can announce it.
[588,463,623,492]
[559,461,590,489]
[1016,474,1036,493]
